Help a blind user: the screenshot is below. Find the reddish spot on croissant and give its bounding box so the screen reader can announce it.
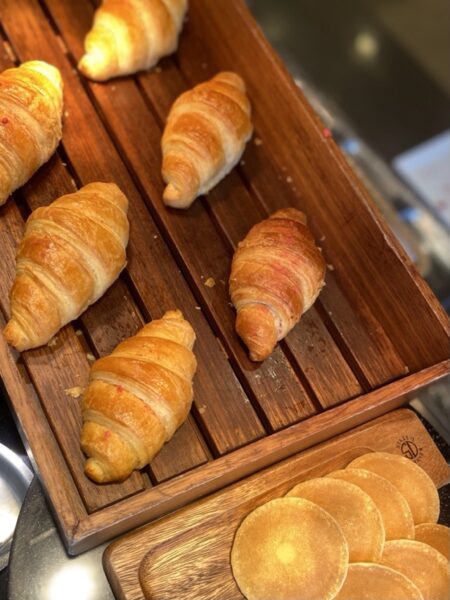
[103,430,112,439]
[323,127,332,138]
[1,116,9,125]
[116,384,124,394]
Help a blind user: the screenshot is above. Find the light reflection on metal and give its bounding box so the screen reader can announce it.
[47,564,96,600]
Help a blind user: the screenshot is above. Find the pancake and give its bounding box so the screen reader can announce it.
[334,563,423,600]
[230,497,348,600]
[286,477,384,562]
[347,452,439,524]
[380,540,450,600]
[415,523,450,561]
[327,468,414,540]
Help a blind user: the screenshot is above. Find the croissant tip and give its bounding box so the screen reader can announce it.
[3,320,28,352]
[78,54,109,82]
[84,458,109,483]
[163,183,192,209]
[235,304,278,362]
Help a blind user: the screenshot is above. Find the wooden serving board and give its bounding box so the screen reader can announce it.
[0,0,449,554]
[103,409,450,600]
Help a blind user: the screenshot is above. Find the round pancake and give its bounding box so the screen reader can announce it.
[347,452,439,524]
[286,478,384,562]
[231,497,349,600]
[327,468,414,540]
[334,563,423,600]
[380,540,450,600]
[415,523,450,561]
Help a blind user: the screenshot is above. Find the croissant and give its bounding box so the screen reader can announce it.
[3,182,129,351]
[78,0,187,81]
[0,60,63,206]
[229,208,326,361]
[161,71,253,208]
[81,309,197,483]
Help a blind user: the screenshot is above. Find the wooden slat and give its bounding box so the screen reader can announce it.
[0,0,266,458]
[0,197,144,510]
[284,307,362,405]
[41,0,319,430]
[168,10,410,389]
[175,0,449,372]
[318,275,409,387]
[134,44,364,409]
[19,153,209,485]
[0,46,147,503]
[0,311,87,541]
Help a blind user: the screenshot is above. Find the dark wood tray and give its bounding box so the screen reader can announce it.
[0,0,448,554]
[103,409,450,599]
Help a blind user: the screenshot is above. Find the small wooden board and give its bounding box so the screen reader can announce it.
[104,409,450,600]
[0,0,448,554]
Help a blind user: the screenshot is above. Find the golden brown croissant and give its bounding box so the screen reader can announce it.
[81,310,197,483]
[3,183,129,351]
[229,208,326,361]
[78,0,187,81]
[0,60,63,206]
[161,71,253,208]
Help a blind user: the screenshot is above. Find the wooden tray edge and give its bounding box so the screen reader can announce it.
[103,406,450,600]
[69,360,449,554]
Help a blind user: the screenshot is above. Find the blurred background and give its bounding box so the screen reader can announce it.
[247,0,450,310]
[247,0,450,443]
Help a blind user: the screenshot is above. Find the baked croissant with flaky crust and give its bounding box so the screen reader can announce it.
[0,60,63,206]
[78,0,187,81]
[161,71,253,208]
[81,309,197,483]
[3,183,129,351]
[230,208,326,361]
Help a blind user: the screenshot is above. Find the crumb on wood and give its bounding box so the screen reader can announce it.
[319,234,326,242]
[286,176,293,184]
[198,405,207,415]
[205,277,216,288]
[65,386,83,399]
[86,352,96,362]
[111,85,116,91]
[254,137,263,146]
[75,329,82,337]
[327,264,335,271]
[154,66,162,73]
[240,160,246,166]
[64,110,70,119]
[195,306,202,310]
[47,337,58,347]
[153,234,158,239]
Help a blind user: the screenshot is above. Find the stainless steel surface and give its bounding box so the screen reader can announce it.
[8,480,113,600]
[0,444,32,572]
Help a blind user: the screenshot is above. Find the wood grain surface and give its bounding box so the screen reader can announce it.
[103,409,450,600]
[0,0,448,553]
